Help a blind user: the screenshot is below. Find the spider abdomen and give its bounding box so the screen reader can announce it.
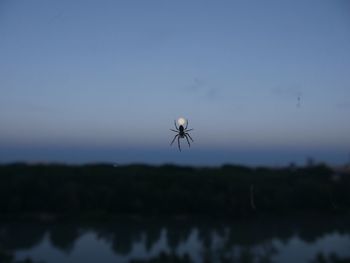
[179,125,185,136]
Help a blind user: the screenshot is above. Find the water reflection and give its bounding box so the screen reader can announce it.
[0,216,349,263]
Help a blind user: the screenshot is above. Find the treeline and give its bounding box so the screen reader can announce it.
[0,163,349,217]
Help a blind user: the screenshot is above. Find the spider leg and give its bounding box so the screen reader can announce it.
[185,133,194,142]
[185,120,188,130]
[184,134,191,148]
[177,136,181,151]
[174,120,179,130]
[184,128,193,132]
[170,134,178,146]
[170,129,178,132]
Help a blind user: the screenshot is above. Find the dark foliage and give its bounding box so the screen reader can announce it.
[0,163,349,217]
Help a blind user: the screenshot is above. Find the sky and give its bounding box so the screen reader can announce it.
[1,0,350,166]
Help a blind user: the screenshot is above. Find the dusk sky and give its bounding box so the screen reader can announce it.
[1,0,350,166]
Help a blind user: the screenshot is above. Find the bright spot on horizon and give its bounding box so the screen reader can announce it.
[177,117,187,126]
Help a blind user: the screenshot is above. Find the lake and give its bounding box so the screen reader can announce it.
[1,215,349,263]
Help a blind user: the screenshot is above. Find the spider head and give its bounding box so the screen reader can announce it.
[179,125,184,132]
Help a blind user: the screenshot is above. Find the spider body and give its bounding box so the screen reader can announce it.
[178,125,185,135]
[170,119,194,151]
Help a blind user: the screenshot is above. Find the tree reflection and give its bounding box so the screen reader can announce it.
[0,215,349,262]
[143,223,162,252]
[166,220,193,251]
[49,223,82,253]
[0,248,14,263]
[0,249,45,263]
[0,223,46,250]
[311,252,350,263]
[130,252,193,263]
[95,220,144,255]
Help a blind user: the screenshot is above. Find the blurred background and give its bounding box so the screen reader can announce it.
[1,0,350,166]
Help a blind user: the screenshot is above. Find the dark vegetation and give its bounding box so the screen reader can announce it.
[0,163,349,219]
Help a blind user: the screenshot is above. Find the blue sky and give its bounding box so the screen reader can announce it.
[1,0,350,166]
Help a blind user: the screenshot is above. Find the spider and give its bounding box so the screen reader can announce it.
[170,118,194,151]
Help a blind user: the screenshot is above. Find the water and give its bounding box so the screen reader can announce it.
[1,216,349,263]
